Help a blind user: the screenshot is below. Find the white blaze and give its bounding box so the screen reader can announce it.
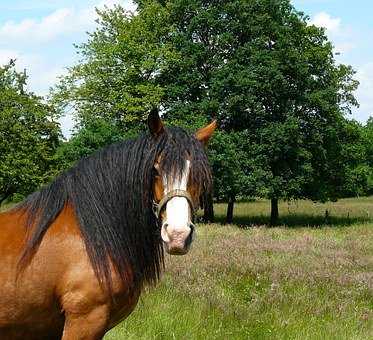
[164,160,190,226]
[165,197,189,228]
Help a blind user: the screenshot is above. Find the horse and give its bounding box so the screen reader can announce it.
[0,109,216,340]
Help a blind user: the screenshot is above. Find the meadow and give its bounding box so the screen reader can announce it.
[105,198,373,340]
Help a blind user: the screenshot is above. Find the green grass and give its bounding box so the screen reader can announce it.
[105,197,373,340]
[213,197,373,227]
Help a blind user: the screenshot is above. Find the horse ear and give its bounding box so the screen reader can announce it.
[148,108,164,137]
[195,120,217,146]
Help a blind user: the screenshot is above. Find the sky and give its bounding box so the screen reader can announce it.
[0,0,372,137]
[293,0,373,125]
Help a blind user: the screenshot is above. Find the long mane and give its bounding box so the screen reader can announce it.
[15,126,212,294]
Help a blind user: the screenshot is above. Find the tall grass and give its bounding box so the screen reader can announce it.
[105,198,373,340]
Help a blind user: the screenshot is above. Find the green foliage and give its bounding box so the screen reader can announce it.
[363,118,373,167]
[208,131,252,201]
[154,0,358,204]
[359,118,373,194]
[52,0,363,223]
[54,118,125,172]
[52,3,178,134]
[0,61,60,203]
[338,120,371,197]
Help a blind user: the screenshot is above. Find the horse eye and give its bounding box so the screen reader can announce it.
[153,167,160,177]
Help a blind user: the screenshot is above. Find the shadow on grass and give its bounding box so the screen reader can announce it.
[211,213,372,228]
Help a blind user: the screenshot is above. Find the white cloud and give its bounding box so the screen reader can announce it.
[310,12,341,33]
[308,12,372,123]
[309,12,354,56]
[0,8,94,44]
[0,49,65,95]
[0,1,135,45]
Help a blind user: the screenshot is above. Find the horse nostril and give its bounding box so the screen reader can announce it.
[189,222,195,235]
[161,222,170,243]
[185,223,195,248]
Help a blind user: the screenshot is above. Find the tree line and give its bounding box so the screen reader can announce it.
[1,0,371,224]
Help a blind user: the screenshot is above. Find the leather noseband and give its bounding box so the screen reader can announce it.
[153,189,195,219]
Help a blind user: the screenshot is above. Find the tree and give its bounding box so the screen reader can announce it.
[54,0,359,224]
[0,61,60,204]
[340,120,370,197]
[53,118,124,172]
[208,131,256,223]
[144,0,359,224]
[363,118,373,168]
[360,118,373,194]
[52,3,178,135]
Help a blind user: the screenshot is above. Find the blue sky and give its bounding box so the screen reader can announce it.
[292,0,373,125]
[0,1,371,137]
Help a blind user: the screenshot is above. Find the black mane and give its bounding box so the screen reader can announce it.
[16,126,212,295]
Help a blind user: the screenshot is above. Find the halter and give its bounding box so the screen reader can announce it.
[152,189,195,220]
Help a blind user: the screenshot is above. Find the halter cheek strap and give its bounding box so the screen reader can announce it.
[153,189,195,219]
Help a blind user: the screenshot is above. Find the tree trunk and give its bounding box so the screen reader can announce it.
[203,193,214,223]
[270,198,279,226]
[226,196,235,224]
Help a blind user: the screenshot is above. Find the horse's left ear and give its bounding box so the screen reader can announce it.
[195,120,217,146]
[148,108,164,137]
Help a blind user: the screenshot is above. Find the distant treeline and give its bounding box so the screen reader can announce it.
[1,0,372,224]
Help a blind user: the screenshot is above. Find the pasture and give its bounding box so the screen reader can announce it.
[105,198,373,339]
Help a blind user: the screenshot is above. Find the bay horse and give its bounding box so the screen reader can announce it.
[0,109,216,339]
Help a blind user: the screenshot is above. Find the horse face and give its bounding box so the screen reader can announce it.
[149,110,216,255]
[153,159,195,255]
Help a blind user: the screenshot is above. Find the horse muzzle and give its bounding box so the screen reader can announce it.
[161,222,195,255]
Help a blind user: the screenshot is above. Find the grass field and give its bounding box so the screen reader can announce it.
[105,197,373,340]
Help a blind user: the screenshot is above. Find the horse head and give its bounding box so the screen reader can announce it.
[148,109,216,255]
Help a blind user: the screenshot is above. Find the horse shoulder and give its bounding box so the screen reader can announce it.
[50,205,140,329]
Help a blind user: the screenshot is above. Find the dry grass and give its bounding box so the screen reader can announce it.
[106,198,373,340]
